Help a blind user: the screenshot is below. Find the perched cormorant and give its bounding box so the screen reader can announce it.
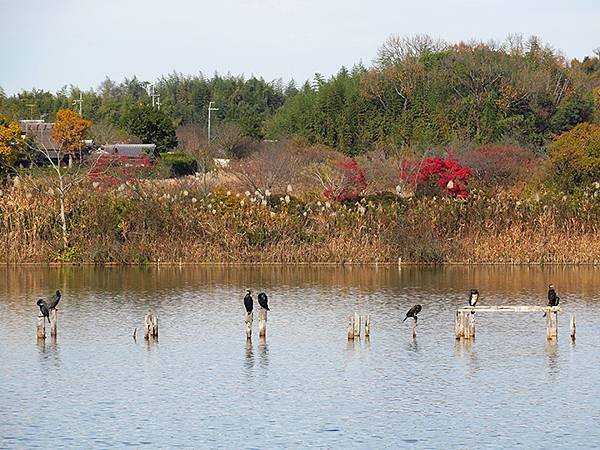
[258,292,270,311]
[244,290,253,313]
[469,289,479,307]
[48,290,61,310]
[543,284,560,317]
[36,299,50,323]
[548,284,560,307]
[403,304,422,322]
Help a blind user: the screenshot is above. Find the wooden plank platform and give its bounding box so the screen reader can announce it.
[457,306,562,313]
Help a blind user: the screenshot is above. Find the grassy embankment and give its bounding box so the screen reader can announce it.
[2,176,599,265]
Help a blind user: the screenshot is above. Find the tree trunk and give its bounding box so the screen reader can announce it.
[59,190,68,250]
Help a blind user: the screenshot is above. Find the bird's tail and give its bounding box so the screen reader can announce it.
[403,316,407,322]
[46,315,51,323]
[542,312,547,318]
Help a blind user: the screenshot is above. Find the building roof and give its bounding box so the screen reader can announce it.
[100,144,156,157]
[19,120,60,151]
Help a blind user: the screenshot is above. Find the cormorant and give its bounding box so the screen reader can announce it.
[469,289,479,307]
[543,284,560,317]
[244,290,253,313]
[36,299,50,323]
[548,284,560,307]
[48,290,61,310]
[403,304,422,322]
[258,292,270,311]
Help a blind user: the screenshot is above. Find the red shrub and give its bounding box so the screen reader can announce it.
[402,155,472,198]
[323,158,368,201]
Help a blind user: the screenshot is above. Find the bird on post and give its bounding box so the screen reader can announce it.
[47,290,61,310]
[543,284,560,317]
[244,290,253,313]
[468,289,479,314]
[258,292,270,311]
[403,304,422,322]
[36,299,50,323]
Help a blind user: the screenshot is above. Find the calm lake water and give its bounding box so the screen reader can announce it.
[1,265,600,449]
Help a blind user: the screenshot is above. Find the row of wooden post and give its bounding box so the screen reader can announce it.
[347,312,370,340]
[245,308,268,340]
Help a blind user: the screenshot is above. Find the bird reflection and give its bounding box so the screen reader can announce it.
[244,339,255,373]
[258,336,269,368]
[546,339,559,372]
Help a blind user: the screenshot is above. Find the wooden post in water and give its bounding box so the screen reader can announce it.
[463,311,475,339]
[347,315,354,340]
[546,309,557,340]
[49,309,58,337]
[454,311,463,339]
[353,312,361,339]
[144,313,158,340]
[258,308,267,338]
[245,311,253,340]
[36,315,46,340]
[364,315,370,338]
[570,313,576,340]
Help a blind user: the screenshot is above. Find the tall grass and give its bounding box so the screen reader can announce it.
[2,178,600,264]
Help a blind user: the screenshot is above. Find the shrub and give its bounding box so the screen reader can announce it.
[402,154,472,198]
[458,144,541,187]
[316,157,367,201]
[547,123,600,191]
[160,152,198,177]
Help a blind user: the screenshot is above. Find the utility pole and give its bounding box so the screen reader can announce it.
[149,84,160,109]
[27,104,35,119]
[207,101,219,143]
[156,96,161,110]
[73,92,83,116]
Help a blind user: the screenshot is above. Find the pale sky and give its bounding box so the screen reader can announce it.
[1,0,598,94]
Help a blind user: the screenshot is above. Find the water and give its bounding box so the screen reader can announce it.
[2,265,600,449]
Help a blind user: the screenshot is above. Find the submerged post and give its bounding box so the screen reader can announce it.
[50,308,58,337]
[36,315,46,340]
[347,315,354,340]
[353,312,361,339]
[546,309,557,340]
[258,308,267,338]
[144,314,158,340]
[245,311,253,340]
[455,311,463,339]
[570,313,576,340]
[364,315,370,338]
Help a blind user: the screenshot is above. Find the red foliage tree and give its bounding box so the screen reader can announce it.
[322,158,368,201]
[401,155,472,198]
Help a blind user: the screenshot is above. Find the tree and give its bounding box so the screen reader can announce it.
[547,123,600,190]
[120,104,177,154]
[52,109,91,155]
[0,115,26,178]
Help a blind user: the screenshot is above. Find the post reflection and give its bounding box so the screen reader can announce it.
[546,339,559,372]
[258,336,269,368]
[244,338,255,374]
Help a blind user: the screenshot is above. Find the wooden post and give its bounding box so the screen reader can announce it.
[412,317,417,338]
[546,309,557,340]
[144,314,158,340]
[463,311,475,339]
[353,312,361,339]
[36,315,46,340]
[364,315,370,338]
[245,311,253,340]
[570,313,576,340]
[50,308,58,337]
[347,315,354,340]
[258,308,267,338]
[455,311,463,339]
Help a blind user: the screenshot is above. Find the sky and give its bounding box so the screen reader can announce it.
[1,0,598,95]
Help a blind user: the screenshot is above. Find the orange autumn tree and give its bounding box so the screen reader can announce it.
[0,114,26,178]
[52,108,91,156]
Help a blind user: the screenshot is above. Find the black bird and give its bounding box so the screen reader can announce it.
[403,304,422,322]
[258,292,270,311]
[48,290,61,310]
[244,290,253,313]
[548,284,560,307]
[543,284,560,317]
[469,289,479,307]
[36,299,50,323]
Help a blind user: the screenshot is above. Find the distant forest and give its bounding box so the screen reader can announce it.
[1,34,599,155]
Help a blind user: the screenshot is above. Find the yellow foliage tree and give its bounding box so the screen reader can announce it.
[52,109,91,153]
[0,115,26,177]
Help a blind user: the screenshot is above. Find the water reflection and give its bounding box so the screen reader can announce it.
[244,339,255,374]
[408,335,419,353]
[546,339,559,372]
[258,336,269,369]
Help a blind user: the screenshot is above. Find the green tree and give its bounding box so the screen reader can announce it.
[120,104,178,153]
